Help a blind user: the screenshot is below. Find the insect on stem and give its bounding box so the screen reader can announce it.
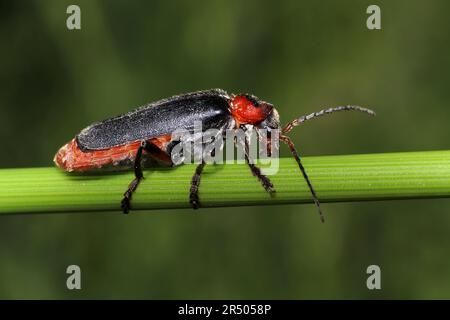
[54,89,374,220]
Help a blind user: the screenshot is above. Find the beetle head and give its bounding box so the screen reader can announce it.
[230,94,277,128]
[256,108,280,131]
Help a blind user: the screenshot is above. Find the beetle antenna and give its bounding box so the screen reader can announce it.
[280,134,324,223]
[282,105,375,133]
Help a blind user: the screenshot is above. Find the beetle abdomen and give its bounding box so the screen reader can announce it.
[54,135,174,172]
[76,89,232,151]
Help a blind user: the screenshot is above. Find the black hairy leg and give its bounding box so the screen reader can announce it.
[189,162,206,209]
[121,140,164,214]
[241,130,275,195]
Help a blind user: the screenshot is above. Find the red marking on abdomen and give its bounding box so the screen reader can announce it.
[54,139,141,172]
[54,135,173,172]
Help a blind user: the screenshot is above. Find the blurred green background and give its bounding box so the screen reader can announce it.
[1,0,450,299]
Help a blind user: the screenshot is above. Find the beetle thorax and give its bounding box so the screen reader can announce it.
[229,94,274,127]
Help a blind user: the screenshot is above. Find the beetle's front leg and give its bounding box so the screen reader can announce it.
[245,153,275,195]
[238,127,275,195]
[246,159,275,195]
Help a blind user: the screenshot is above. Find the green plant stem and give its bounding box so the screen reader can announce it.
[1,150,450,214]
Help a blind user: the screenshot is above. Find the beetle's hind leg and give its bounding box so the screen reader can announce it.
[121,140,163,214]
[189,162,205,209]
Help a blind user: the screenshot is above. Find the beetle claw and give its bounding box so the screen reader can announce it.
[189,198,200,209]
[121,197,131,214]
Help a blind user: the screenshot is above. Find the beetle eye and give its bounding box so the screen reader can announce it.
[259,102,274,114]
[244,94,260,107]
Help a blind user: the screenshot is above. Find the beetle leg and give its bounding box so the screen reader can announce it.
[121,140,162,214]
[244,139,275,195]
[280,134,324,223]
[246,161,275,195]
[189,162,205,209]
[236,129,275,195]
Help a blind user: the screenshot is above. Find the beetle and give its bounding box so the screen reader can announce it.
[54,89,375,221]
